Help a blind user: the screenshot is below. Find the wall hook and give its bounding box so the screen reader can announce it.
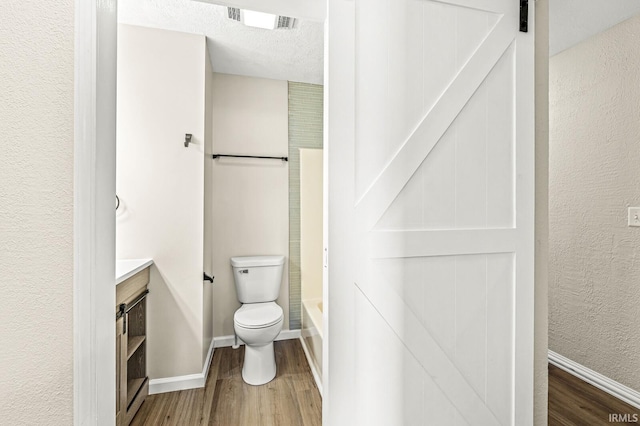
[184,134,192,147]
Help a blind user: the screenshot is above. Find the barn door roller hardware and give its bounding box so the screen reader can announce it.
[520,0,528,33]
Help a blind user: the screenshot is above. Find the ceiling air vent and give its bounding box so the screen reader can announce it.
[227,7,241,22]
[226,7,296,30]
[277,16,295,29]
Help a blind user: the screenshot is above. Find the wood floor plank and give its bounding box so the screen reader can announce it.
[549,364,640,425]
[296,388,322,426]
[159,390,182,426]
[198,350,221,425]
[132,340,322,426]
[216,346,243,380]
[130,390,174,426]
[267,376,305,426]
[289,372,318,393]
[276,340,310,377]
[209,379,239,425]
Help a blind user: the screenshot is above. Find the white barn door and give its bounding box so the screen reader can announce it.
[325,0,535,425]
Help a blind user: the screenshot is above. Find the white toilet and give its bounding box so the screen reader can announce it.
[231,255,285,385]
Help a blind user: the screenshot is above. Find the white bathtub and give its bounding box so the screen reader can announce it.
[301,297,323,388]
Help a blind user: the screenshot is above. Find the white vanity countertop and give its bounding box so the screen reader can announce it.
[116,258,154,285]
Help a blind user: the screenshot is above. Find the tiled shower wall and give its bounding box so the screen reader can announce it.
[288,82,324,329]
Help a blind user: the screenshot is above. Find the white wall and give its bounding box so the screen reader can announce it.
[549,13,640,392]
[212,73,290,337]
[300,148,324,302]
[550,0,640,56]
[116,24,210,379]
[0,0,74,423]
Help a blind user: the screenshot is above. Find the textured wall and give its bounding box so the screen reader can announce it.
[288,82,324,329]
[549,14,640,392]
[212,73,290,336]
[0,0,74,424]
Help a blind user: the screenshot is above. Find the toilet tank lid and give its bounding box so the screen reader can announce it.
[231,255,285,267]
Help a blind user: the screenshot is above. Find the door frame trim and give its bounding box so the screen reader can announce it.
[74,0,117,424]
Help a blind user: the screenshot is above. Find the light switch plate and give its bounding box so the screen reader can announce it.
[629,207,640,227]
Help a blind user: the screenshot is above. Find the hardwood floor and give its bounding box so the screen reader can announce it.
[549,364,640,425]
[134,349,640,425]
[130,339,322,426]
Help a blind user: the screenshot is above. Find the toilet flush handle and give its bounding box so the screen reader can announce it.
[239,269,249,274]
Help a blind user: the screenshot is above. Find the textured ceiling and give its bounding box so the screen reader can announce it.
[118,0,324,84]
[550,0,640,56]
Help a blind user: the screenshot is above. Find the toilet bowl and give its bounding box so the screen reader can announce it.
[234,302,284,385]
[230,255,286,386]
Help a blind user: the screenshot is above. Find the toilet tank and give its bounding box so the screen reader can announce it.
[231,255,286,303]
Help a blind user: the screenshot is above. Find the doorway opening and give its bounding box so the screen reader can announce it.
[74,0,328,424]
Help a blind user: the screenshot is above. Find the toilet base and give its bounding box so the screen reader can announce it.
[242,342,276,386]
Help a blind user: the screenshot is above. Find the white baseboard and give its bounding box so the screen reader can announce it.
[299,337,323,397]
[149,331,301,395]
[213,334,237,348]
[149,339,215,395]
[213,329,301,348]
[548,350,640,409]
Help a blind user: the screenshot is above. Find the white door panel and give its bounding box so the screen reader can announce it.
[375,43,516,232]
[326,0,534,424]
[355,27,518,232]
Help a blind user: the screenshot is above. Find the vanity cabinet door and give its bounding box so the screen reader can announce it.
[116,316,127,426]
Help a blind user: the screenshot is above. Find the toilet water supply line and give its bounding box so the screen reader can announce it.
[233,334,240,350]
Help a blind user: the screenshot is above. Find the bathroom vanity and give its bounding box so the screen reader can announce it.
[116,259,152,426]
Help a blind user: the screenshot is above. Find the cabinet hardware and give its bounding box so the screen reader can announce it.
[125,289,149,313]
[119,304,127,334]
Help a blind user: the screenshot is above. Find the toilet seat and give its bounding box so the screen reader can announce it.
[234,302,283,329]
